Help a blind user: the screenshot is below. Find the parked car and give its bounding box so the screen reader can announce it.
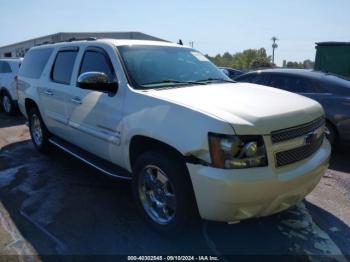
[0,58,22,114]
[235,69,350,146]
[17,39,330,234]
[219,67,243,79]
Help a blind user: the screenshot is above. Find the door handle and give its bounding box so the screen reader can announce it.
[44,89,54,96]
[71,97,82,104]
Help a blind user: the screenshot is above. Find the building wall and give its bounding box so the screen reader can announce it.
[0,32,166,58]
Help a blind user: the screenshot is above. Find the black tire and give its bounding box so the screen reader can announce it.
[28,107,51,153]
[1,91,16,115]
[326,121,337,147]
[132,150,197,235]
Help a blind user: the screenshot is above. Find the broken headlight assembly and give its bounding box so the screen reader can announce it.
[208,133,268,169]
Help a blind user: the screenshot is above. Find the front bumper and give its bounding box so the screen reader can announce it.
[187,139,331,222]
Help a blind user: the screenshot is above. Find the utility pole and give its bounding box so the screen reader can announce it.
[271,36,278,65]
[189,41,194,48]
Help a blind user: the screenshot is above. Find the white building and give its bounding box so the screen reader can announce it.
[0,32,167,58]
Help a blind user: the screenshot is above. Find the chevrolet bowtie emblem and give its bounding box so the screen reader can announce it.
[304,130,318,145]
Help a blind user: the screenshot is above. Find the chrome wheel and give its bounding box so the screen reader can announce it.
[2,95,11,113]
[31,114,43,146]
[138,165,176,225]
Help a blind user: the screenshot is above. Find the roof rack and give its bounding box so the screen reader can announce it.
[67,37,97,42]
[35,37,97,46]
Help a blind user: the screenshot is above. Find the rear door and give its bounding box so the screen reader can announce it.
[65,45,124,164]
[0,61,14,97]
[39,47,79,139]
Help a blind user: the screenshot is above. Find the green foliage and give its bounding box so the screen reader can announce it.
[206,48,272,70]
[283,59,314,69]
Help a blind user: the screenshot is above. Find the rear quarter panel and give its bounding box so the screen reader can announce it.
[321,95,350,141]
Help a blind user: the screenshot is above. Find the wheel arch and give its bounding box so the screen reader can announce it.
[0,87,11,98]
[25,98,39,115]
[129,135,185,170]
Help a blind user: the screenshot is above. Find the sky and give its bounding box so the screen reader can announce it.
[0,0,349,66]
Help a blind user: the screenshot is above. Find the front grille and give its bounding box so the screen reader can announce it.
[275,134,324,167]
[271,117,325,143]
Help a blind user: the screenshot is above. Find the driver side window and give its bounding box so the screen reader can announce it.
[79,49,115,82]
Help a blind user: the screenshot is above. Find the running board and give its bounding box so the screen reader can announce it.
[48,137,132,180]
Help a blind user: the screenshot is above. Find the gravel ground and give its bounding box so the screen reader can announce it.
[0,112,349,261]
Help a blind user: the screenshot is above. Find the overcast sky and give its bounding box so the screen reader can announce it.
[0,0,349,65]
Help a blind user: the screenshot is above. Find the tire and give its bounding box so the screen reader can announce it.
[28,107,51,152]
[1,91,16,115]
[132,150,197,235]
[325,121,337,147]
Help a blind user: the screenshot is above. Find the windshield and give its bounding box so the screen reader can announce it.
[117,45,232,89]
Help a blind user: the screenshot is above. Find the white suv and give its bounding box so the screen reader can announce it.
[17,39,331,234]
[0,58,22,114]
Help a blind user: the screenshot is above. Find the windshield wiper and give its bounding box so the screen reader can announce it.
[194,78,235,83]
[140,79,207,87]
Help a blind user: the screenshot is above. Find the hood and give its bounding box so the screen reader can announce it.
[146,83,324,135]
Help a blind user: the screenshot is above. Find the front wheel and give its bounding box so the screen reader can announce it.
[132,151,197,235]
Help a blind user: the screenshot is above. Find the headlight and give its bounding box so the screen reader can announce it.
[208,133,268,169]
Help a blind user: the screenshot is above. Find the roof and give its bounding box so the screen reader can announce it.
[242,68,327,79]
[101,39,181,47]
[219,67,243,71]
[32,38,183,49]
[316,42,350,46]
[0,58,23,63]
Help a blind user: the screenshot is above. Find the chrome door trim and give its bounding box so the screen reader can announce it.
[68,120,121,145]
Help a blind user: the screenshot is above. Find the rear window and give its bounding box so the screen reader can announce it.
[269,75,314,93]
[51,51,78,84]
[323,74,350,89]
[236,74,266,85]
[0,61,12,73]
[19,48,53,79]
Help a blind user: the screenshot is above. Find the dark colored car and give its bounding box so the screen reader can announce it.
[219,67,244,80]
[235,69,350,145]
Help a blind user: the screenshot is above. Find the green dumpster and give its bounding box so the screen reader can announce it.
[315,42,350,78]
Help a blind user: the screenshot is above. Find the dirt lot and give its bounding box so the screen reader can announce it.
[0,112,349,260]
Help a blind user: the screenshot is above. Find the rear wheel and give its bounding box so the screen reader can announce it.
[132,151,197,235]
[28,107,51,152]
[1,92,15,115]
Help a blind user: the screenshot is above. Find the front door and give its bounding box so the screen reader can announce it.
[65,46,124,165]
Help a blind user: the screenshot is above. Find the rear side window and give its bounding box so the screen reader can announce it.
[236,74,266,85]
[19,48,53,79]
[0,61,12,73]
[79,50,115,81]
[268,75,314,93]
[51,51,78,85]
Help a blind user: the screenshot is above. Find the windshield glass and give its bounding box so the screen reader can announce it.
[117,45,231,89]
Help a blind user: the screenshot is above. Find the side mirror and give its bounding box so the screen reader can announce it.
[77,72,118,93]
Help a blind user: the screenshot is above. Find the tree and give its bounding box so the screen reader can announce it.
[207,48,272,70]
[283,59,315,69]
